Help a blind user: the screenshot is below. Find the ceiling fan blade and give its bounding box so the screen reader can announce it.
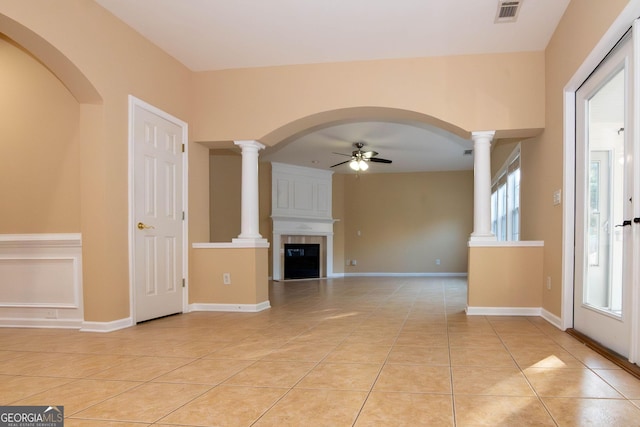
[363,151,378,158]
[330,160,351,168]
[368,157,392,164]
[332,152,352,157]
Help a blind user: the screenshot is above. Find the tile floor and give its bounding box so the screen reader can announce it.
[1,277,640,426]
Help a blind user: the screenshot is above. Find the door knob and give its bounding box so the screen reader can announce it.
[615,220,632,227]
[634,217,640,224]
[137,222,155,230]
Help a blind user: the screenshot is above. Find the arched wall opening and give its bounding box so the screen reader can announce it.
[208,106,477,278]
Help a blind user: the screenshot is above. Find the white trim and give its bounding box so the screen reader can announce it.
[80,317,134,333]
[541,308,564,330]
[465,306,541,316]
[0,318,83,329]
[0,233,83,324]
[128,95,190,322]
[189,301,271,313]
[0,233,81,248]
[343,272,468,278]
[562,0,640,331]
[492,143,522,183]
[468,240,543,248]
[193,241,270,249]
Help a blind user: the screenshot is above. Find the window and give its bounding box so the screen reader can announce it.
[491,147,520,241]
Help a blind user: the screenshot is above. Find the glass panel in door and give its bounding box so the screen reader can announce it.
[574,37,632,358]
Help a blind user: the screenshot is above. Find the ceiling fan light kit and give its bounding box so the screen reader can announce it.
[331,142,392,172]
[350,159,368,171]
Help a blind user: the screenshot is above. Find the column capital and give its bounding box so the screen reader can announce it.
[471,130,495,142]
[234,140,265,151]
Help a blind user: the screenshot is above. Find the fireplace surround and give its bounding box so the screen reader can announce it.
[271,163,335,281]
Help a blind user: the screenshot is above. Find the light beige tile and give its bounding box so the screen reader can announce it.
[450,346,516,367]
[454,395,555,426]
[509,345,584,369]
[524,367,624,398]
[452,366,535,396]
[374,364,451,393]
[0,375,72,405]
[386,345,450,365]
[65,420,151,427]
[543,397,640,426]
[567,346,622,369]
[448,333,504,348]
[152,358,255,385]
[594,369,640,399]
[296,362,381,391]
[205,341,277,360]
[395,332,449,347]
[224,360,316,387]
[323,342,391,364]
[89,356,194,381]
[355,392,454,426]
[11,379,141,415]
[261,342,336,362]
[74,382,210,423]
[254,388,367,427]
[159,385,287,427]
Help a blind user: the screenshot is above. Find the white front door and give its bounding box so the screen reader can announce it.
[574,34,636,358]
[130,97,186,323]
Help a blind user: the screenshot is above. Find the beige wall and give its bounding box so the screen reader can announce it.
[191,52,545,145]
[521,0,630,316]
[3,0,633,323]
[209,151,242,242]
[190,247,268,305]
[340,171,473,273]
[210,159,470,275]
[0,34,80,233]
[468,245,543,308]
[1,1,194,322]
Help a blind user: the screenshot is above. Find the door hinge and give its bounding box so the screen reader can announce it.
[181,143,185,153]
[182,278,185,288]
[182,211,185,220]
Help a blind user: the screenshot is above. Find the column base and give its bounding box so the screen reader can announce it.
[469,233,497,242]
[232,237,270,248]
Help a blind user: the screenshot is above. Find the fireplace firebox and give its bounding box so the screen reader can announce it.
[284,243,320,279]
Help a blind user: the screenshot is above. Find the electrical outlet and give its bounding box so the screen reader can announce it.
[223,273,231,285]
[436,259,441,265]
[546,276,551,290]
[44,309,57,319]
[351,259,357,266]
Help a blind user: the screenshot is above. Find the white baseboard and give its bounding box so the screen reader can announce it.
[343,272,468,278]
[0,317,83,329]
[80,317,133,333]
[465,306,542,316]
[541,308,564,330]
[189,301,271,313]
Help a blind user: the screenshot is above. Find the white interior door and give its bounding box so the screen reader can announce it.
[574,35,635,358]
[131,98,186,323]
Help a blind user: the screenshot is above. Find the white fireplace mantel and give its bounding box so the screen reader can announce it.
[271,163,335,281]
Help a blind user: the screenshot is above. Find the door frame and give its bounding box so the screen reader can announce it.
[128,95,189,323]
[562,2,640,363]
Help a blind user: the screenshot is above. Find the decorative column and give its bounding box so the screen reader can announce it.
[233,140,268,244]
[470,131,496,241]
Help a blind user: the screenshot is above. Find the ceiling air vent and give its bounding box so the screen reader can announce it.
[495,0,522,23]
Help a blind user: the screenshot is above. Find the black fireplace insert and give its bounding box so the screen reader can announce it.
[284,243,320,279]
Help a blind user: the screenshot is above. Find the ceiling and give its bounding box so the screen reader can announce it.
[96,0,570,173]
